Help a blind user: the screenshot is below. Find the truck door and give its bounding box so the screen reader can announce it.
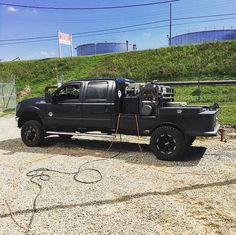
[45,83,83,130]
[81,80,116,130]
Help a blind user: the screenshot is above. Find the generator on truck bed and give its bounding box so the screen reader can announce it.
[16,78,220,161]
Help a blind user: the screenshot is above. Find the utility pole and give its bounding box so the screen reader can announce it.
[126,40,129,52]
[169,2,172,46]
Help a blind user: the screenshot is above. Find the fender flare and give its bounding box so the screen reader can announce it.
[151,122,186,139]
[18,106,44,127]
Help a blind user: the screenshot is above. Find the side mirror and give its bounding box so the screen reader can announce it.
[45,86,57,103]
[45,91,52,103]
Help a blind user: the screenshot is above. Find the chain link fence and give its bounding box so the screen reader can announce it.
[0,81,16,111]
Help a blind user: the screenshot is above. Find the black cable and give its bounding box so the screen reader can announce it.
[25,117,123,234]
[0,0,179,10]
[25,144,122,234]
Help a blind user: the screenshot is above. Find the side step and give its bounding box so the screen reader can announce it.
[46,131,115,139]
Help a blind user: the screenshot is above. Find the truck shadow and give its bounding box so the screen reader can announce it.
[0,178,235,219]
[0,137,206,167]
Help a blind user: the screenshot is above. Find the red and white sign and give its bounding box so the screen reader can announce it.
[58,31,72,45]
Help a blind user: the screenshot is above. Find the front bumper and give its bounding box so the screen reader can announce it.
[186,123,220,137]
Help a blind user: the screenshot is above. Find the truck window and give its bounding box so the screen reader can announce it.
[86,81,108,100]
[55,84,81,102]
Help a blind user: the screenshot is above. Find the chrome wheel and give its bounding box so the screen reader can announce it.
[156,134,177,154]
[24,126,37,142]
[150,126,186,161]
[21,120,44,147]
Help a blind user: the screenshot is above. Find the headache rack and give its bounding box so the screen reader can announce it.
[157,85,175,106]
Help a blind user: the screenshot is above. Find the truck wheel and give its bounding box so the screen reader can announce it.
[186,136,196,146]
[150,126,186,161]
[21,120,44,147]
[59,134,73,140]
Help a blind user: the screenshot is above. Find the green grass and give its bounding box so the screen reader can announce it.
[0,108,15,117]
[0,40,235,124]
[218,102,236,125]
[174,85,236,124]
[175,85,236,103]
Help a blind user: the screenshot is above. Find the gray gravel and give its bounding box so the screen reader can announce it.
[0,116,236,235]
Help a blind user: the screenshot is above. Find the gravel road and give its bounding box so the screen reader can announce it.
[0,116,235,235]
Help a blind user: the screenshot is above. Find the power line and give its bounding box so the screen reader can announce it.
[0,19,170,42]
[0,16,235,46]
[16,2,234,25]
[0,0,180,10]
[76,17,236,38]
[1,12,236,43]
[174,12,236,21]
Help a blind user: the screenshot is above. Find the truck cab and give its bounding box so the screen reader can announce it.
[16,78,220,161]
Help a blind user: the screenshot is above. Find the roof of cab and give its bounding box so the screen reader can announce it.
[67,77,135,84]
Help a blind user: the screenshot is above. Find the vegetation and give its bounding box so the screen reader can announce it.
[0,40,235,124]
[0,108,15,117]
[174,86,236,124]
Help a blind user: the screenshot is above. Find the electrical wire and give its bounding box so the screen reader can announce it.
[0,16,235,46]
[135,114,143,153]
[0,0,179,10]
[24,114,122,234]
[1,12,235,43]
[1,156,57,235]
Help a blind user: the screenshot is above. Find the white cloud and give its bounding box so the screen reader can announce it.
[7,6,17,12]
[28,51,56,59]
[31,9,38,14]
[143,32,151,37]
[40,51,50,56]
[40,51,56,56]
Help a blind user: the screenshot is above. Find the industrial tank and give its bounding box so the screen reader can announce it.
[75,43,95,56]
[76,42,136,56]
[171,29,236,45]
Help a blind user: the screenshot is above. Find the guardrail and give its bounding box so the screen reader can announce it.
[154,80,236,86]
[153,79,236,102]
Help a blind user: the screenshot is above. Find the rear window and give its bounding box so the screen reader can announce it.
[86,82,108,100]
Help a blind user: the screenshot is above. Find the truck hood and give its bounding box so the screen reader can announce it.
[19,97,45,106]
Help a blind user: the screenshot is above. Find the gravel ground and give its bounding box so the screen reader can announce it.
[0,116,235,235]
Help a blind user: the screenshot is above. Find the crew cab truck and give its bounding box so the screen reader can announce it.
[16,78,220,161]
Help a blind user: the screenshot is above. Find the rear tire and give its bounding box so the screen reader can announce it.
[21,120,44,147]
[150,126,186,161]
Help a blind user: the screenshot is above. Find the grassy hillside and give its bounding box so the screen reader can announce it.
[0,40,235,124]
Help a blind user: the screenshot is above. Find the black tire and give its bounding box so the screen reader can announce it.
[59,134,73,140]
[150,126,186,161]
[21,120,44,147]
[186,136,196,146]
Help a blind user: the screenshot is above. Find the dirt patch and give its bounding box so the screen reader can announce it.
[19,85,31,99]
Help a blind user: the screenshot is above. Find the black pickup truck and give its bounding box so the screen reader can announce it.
[16,78,220,161]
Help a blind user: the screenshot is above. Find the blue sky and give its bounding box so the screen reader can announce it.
[0,0,235,61]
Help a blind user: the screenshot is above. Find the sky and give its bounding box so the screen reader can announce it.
[0,0,235,61]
